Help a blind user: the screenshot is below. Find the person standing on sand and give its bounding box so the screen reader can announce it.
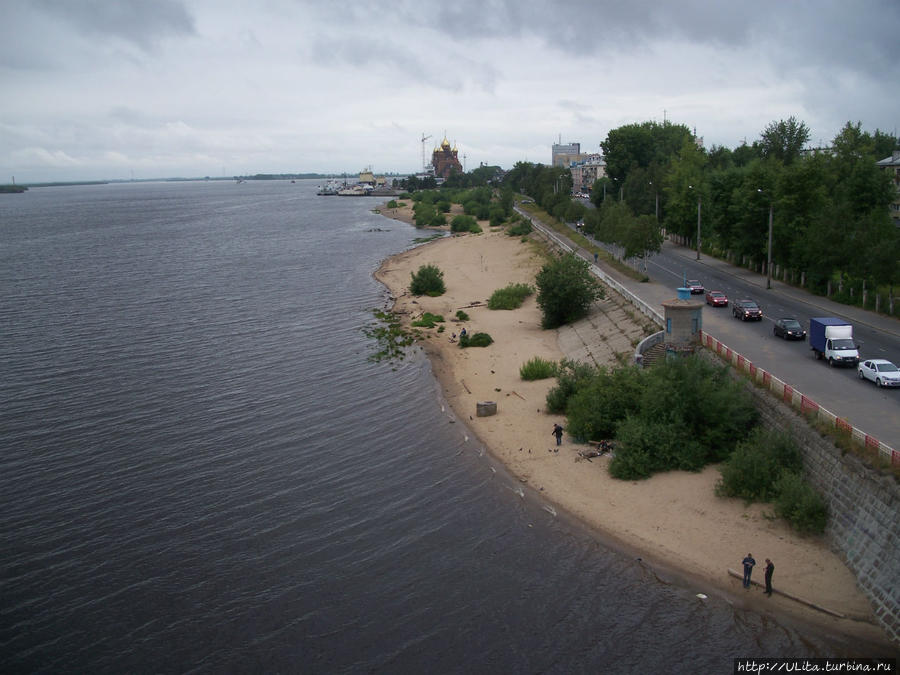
[742,553,756,588]
[552,424,564,446]
[764,559,774,596]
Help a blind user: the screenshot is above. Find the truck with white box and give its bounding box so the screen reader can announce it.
[809,317,859,367]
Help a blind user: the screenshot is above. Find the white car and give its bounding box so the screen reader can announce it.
[857,359,900,388]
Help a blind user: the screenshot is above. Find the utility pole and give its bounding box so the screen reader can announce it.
[766,203,774,289]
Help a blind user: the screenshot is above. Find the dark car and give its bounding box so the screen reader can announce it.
[705,290,728,307]
[774,318,806,340]
[686,279,704,294]
[732,299,763,321]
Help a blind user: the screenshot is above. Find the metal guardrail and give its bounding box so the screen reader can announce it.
[701,331,898,464]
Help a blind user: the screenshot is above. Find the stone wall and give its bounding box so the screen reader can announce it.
[744,383,900,644]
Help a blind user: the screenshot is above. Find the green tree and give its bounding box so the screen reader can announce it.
[759,116,810,165]
[535,253,604,328]
[409,264,446,296]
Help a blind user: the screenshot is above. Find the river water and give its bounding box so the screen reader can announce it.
[0,180,873,673]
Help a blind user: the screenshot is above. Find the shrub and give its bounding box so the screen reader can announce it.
[413,201,436,228]
[716,429,803,502]
[386,199,399,208]
[507,219,533,237]
[411,312,445,328]
[772,471,828,535]
[429,211,446,227]
[459,332,493,348]
[535,253,603,328]
[489,206,506,228]
[565,364,645,442]
[519,356,557,381]
[450,214,480,233]
[488,283,534,310]
[545,359,597,414]
[410,264,446,296]
[455,310,469,321]
[437,200,452,213]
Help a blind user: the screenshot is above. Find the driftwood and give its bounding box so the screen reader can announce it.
[460,380,471,394]
[510,390,527,401]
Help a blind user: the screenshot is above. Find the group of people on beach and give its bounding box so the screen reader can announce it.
[742,554,775,596]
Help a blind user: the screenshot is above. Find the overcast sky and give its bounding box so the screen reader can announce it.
[1,0,898,182]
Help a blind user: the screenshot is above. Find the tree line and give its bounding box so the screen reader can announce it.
[503,118,900,311]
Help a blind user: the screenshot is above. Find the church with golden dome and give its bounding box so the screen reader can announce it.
[431,136,462,179]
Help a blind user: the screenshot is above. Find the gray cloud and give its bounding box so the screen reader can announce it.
[35,0,195,52]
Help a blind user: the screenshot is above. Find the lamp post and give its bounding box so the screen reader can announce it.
[649,181,659,221]
[758,189,774,289]
[688,184,701,260]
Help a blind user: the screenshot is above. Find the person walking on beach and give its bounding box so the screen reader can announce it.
[764,559,774,596]
[742,553,756,588]
[552,424,564,446]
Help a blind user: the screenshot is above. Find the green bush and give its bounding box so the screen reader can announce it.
[455,310,469,321]
[437,200,452,213]
[507,219,533,237]
[386,199,399,208]
[450,214,480,233]
[535,253,603,328]
[411,312,445,328]
[717,429,803,502]
[410,264,446,296]
[519,356,557,381]
[413,201,436,228]
[489,206,506,228]
[772,471,828,534]
[545,359,598,414]
[565,364,645,442]
[574,357,757,479]
[459,332,493,348]
[488,283,534,310]
[429,211,446,227]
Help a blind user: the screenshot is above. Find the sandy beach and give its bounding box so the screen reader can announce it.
[374,200,889,646]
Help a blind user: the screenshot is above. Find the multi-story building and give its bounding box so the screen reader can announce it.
[569,154,606,195]
[876,150,900,226]
[551,141,582,168]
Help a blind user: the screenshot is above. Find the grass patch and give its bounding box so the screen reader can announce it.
[488,283,534,310]
[519,356,557,380]
[411,312,445,328]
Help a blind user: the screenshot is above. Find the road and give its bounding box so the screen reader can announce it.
[558,219,900,449]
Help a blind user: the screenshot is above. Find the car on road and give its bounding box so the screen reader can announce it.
[732,299,763,321]
[773,318,806,340]
[857,359,900,388]
[686,279,704,294]
[705,290,728,307]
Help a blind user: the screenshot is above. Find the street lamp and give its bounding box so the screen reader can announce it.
[688,184,701,260]
[757,189,774,290]
[649,181,659,221]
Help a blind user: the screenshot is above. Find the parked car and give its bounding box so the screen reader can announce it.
[857,359,900,388]
[773,318,806,340]
[705,290,728,307]
[732,299,762,321]
[686,279,704,294]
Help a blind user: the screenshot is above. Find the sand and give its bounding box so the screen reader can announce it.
[373,200,890,647]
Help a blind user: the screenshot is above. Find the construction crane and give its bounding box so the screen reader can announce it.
[420,133,432,173]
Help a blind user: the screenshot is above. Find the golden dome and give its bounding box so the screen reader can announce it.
[441,137,450,149]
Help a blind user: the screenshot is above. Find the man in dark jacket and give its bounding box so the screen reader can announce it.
[742,553,756,588]
[764,559,774,596]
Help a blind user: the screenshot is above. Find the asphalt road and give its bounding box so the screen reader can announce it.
[561,220,900,449]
